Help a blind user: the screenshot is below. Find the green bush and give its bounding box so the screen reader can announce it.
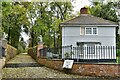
[64,51,74,58]
[28,46,37,60]
[116,49,120,57]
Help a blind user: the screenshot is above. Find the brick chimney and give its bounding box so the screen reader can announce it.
[80,7,88,16]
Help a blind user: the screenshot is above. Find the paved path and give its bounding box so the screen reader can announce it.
[2,53,90,79]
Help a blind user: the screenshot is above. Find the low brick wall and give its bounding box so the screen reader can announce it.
[71,63,120,77]
[28,46,37,60]
[37,58,47,66]
[45,59,63,71]
[6,44,17,62]
[37,58,120,77]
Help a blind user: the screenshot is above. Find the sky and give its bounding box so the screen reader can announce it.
[22,0,91,42]
[72,0,91,13]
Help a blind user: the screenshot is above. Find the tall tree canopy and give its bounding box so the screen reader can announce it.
[90,2,118,22]
[2,1,73,49]
[25,2,73,48]
[2,2,29,48]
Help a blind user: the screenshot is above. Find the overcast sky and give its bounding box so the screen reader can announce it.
[72,0,91,13]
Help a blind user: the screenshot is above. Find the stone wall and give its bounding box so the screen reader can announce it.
[0,44,17,69]
[71,63,120,77]
[6,44,17,62]
[45,59,63,71]
[37,58,120,77]
[28,46,37,60]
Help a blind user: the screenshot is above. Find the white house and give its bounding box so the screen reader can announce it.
[60,7,118,62]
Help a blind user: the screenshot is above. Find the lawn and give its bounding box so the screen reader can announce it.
[117,57,120,63]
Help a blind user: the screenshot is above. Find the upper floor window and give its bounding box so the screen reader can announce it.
[85,27,98,35]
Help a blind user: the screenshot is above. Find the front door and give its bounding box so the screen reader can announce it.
[76,42,84,59]
[84,43,96,59]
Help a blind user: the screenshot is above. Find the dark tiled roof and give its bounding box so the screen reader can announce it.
[61,15,118,26]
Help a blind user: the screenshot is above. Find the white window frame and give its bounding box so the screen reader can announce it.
[85,27,98,35]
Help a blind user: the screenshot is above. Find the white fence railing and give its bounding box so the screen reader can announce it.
[62,46,116,60]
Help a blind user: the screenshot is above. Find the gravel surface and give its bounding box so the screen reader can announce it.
[7,53,36,64]
[2,53,114,80]
[2,67,85,78]
[2,53,89,79]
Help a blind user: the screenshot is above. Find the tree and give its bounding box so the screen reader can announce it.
[23,2,52,47]
[50,2,73,48]
[90,2,120,48]
[2,2,29,48]
[24,2,73,48]
[0,27,4,40]
[50,2,73,21]
[90,2,118,22]
[2,1,74,49]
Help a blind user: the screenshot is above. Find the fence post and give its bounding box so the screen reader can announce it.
[70,45,72,53]
[70,45,72,59]
[0,40,2,59]
[0,46,2,59]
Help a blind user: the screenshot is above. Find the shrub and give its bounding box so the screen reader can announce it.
[28,46,37,60]
[116,49,120,57]
[64,51,74,59]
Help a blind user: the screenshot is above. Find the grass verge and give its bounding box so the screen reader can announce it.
[117,57,120,63]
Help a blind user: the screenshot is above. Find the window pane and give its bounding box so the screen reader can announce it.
[86,28,92,34]
[93,28,97,34]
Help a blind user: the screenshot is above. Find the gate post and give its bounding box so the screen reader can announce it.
[0,39,7,59]
[0,40,2,59]
[0,46,2,59]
